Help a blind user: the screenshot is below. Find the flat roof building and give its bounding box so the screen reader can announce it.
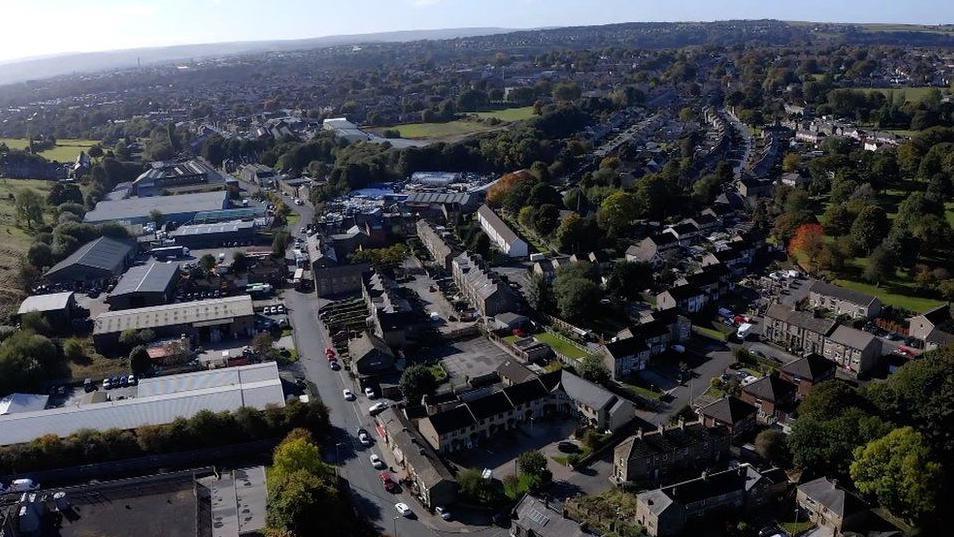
[0,362,285,446]
[84,191,229,225]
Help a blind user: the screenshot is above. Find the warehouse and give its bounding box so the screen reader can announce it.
[106,261,181,310]
[131,158,224,197]
[16,291,78,329]
[0,362,285,446]
[44,237,136,287]
[93,295,255,349]
[169,220,257,249]
[84,191,229,225]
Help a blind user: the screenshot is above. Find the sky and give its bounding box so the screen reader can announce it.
[1,0,953,63]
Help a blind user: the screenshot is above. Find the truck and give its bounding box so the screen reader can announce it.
[736,323,755,341]
[151,245,189,260]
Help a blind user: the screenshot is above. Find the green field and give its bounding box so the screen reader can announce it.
[0,138,99,163]
[0,178,55,319]
[474,106,536,122]
[535,331,591,360]
[834,278,943,314]
[856,87,948,104]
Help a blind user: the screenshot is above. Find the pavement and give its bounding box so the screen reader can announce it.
[278,198,507,537]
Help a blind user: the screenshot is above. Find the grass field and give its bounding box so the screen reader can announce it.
[0,178,55,320]
[0,138,99,163]
[835,278,943,314]
[856,87,948,104]
[378,106,535,140]
[473,106,536,122]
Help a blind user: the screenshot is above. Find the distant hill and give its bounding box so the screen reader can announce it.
[0,27,513,85]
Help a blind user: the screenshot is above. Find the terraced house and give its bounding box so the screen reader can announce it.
[612,420,729,485]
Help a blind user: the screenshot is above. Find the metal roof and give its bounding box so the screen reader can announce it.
[108,262,179,298]
[0,393,49,415]
[0,362,284,445]
[171,220,255,237]
[84,191,228,223]
[45,237,133,278]
[94,295,254,335]
[17,291,74,314]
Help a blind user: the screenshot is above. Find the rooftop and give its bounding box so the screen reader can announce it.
[108,262,179,298]
[45,237,133,278]
[94,295,254,335]
[84,191,228,223]
[17,291,74,314]
[810,280,879,307]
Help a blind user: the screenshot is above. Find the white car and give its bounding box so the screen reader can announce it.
[357,428,372,446]
[370,454,386,469]
[369,401,389,415]
[435,506,451,520]
[395,502,413,517]
[343,389,355,401]
[364,387,376,399]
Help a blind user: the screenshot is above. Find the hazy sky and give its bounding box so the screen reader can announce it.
[1,0,953,63]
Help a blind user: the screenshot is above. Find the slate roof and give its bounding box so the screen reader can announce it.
[558,371,618,412]
[780,354,836,381]
[828,325,879,351]
[513,495,588,537]
[742,375,796,403]
[616,421,718,462]
[108,262,179,298]
[466,391,513,420]
[45,237,133,279]
[503,380,549,407]
[765,304,837,336]
[496,360,538,385]
[425,405,476,434]
[698,396,756,425]
[810,280,879,307]
[478,204,520,245]
[798,477,868,518]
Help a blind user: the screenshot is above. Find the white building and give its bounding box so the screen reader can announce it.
[477,204,528,257]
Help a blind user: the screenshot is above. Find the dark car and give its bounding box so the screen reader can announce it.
[557,441,579,453]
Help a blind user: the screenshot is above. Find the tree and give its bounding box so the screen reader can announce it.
[149,209,163,225]
[129,345,152,376]
[820,203,854,236]
[863,244,896,284]
[252,332,276,360]
[754,429,790,467]
[486,170,535,208]
[577,354,610,384]
[526,273,555,313]
[199,253,217,273]
[788,223,825,273]
[553,276,601,321]
[232,251,249,273]
[27,242,53,269]
[552,82,582,102]
[597,191,638,236]
[400,364,438,405]
[605,261,652,302]
[517,450,552,491]
[19,312,51,335]
[554,212,586,253]
[850,427,942,521]
[14,189,45,229]
[782,152,800,173]
[272,433,329,482]
[272,231,291,257]
[63,338,85,361]
[458,468,502,506]
[532,204,560,237]
[850,205,890,254]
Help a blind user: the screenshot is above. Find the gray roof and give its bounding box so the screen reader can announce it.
[378,408,455,488]
[478,204,520,245]
[810,280,878,308]
[698,396,756,425]
[45,237,133,279]
[765,303,836,336]
[828,325,879,351]
[108,262,179,298]
[798,477,867,518]
[513,495,588,537]
[94,295,254,335]
[170,219,255,238]
[0,362,284,446]
[17,291,74,314]
[559,371,617,412]
[84,191,228,223]
[405,192,473,205]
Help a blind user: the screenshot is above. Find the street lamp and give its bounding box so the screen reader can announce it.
[392,515,401,537]
[335,441,344,476]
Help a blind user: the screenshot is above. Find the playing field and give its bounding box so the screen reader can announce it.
[857,87,948,104]
[377,106,536,141]
[0,137,99,163]
[474,106,536,122]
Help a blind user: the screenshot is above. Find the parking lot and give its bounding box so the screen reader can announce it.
[402,258,478,334]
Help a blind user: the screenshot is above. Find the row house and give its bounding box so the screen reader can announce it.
[361,271,418,348]
[808,280,882,319]
[612,420,729,485]
[452,251,516,318]
[778,354,836,400]
[739,374,797,424]
[416,219,456,270]
[602,310,691,380]
[477,204,528,257]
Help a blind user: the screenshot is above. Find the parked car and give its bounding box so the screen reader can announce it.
[557,441,579,453]
[343,389,355,401]
[127,374,137,386]
[379,471,398,493]
[394,503,413,517]
[102,378,112,390]
[330,360,341,370]
[369,454,386,469]
[369,402,389,416]
[435,506,451,520]
[364,387,376,399]
[357,428,372,446]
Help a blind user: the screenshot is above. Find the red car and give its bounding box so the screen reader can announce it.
[379,471,398,492]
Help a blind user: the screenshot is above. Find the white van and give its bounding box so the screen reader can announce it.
[6,479,39,492]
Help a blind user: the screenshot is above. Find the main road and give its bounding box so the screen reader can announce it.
[276,194,506,537]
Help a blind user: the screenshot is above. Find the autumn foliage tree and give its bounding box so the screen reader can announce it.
[486,169,536,208]
[788,223,826,273]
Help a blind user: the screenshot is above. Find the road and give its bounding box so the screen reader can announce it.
[277,196,506,537]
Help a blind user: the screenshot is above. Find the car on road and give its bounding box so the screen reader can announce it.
[369,401,389,416]
[370,454,386,469]
[435,506,451,520]
[343,389,355,401]
[330,360,341,370]
[364,387,376,399]
[394,503,413,518]
[357,428,372,446]
[379,471,398,492]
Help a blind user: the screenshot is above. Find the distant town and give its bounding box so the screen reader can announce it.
[0,17,951,537]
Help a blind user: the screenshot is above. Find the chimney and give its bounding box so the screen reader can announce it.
[701,470,709,480]
[678,417,686,430]
[657,423,665,434]
[636,428,643,439]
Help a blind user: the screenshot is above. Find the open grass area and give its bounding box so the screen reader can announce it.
[834,278,943,314]
[473,106,536,122]
[378,120,499,140]
[693,325,728,342]
[535,331,591,360]
[0,178,56,320]
[618,380,663,401]
[856,87,948,104]
[779,520,815,536]
[66,340,127,380]
[0,138,99,163]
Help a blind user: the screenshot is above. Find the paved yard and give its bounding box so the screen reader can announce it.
[427,336,512,386]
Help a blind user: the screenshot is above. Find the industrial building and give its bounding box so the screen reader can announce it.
[84,191,229,225]
[170,220,257,248]
[0,362,285,446]
[44,237,136,286]
[93,295,255,349]
[130,158,224,197]
[106,261,181,310]
[16,291,78,329]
